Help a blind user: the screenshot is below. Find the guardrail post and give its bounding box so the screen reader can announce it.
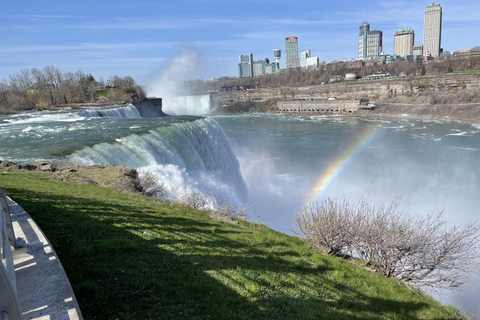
[0,185,21,320]
[0,310,9,320]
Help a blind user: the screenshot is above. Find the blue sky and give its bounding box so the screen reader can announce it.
[1,0,479,85]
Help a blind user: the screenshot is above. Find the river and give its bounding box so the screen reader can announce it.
[0,106,479,317]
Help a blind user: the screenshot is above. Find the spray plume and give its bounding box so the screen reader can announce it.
[146,43,200,115]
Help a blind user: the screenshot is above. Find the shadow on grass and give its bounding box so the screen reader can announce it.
[4,185,440,320]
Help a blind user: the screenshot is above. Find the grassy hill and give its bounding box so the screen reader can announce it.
[0,170,465,320]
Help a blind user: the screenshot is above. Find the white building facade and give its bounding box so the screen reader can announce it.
[394,28,414,56]
[423,3,442,57]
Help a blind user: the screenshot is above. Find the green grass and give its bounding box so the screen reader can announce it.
[96,88,126,98]
[0,171,466,320]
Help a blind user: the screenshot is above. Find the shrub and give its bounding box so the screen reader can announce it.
[294,197,480,290]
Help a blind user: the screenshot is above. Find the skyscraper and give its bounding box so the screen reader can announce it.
[394,28,415,56]
[423,3,442,57]
[285,36,299,68]
[238,54,253,78]
[301,50,311,68]
[358,21,383,59]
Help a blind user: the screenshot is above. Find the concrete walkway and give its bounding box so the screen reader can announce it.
[8,196,83,320]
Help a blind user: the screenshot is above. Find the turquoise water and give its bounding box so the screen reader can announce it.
[213,114,480,317]
[1,107,479,316]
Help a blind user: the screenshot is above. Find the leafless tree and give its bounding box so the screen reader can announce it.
[294,199,358,255]
[294,197,480,290]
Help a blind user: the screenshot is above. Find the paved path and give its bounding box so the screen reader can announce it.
[8,196,83,320]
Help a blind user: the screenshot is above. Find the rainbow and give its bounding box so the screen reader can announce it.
[305,124,383,204]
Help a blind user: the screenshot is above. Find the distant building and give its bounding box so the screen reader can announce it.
[453,47,480,59]
[305,57,319,69]
[413,44,424,56]
[253,58,278,77]
[301,50,311,67]
[285,36,299,68]
[274,49,281,69]
[423,2,442,57]
[394,28,414,56]
[238,54,253,78]
[264,63,279,74]
[358,21,383,59]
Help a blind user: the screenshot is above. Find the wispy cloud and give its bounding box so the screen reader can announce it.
[7,14,77,20]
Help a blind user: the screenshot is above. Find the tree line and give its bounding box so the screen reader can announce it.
[0,66,146,114]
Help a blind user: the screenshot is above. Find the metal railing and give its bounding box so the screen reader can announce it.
[0,185,21,320]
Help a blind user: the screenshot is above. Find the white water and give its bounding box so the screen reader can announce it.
[77,105,141,118]
[163,95,213,115]
[69,117,247,204]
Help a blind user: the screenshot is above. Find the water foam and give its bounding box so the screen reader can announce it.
[77,105,141,118]
[69,117,247,204]
[163,95,213,115]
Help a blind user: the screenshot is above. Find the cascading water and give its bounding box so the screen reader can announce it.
[163,95,213,115]
[69,117,247,204]
[77,104,141,118]
[0,103,247,207]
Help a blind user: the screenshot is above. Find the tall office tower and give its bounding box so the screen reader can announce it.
[238,53,254,78]
[301,50,311,68]
[358,21,383,58]
[423,3,442,57]
[394,28,415,56]
[285,36,299,68]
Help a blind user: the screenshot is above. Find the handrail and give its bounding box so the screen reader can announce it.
[0,186,21,320]
[0,186,15,247]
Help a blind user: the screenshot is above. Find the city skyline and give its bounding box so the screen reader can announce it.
[1,0,480,84]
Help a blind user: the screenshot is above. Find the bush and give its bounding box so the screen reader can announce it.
[294,197,480,290]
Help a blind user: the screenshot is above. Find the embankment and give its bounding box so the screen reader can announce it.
[213,74,480,122]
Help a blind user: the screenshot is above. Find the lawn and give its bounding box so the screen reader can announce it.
[0,171,465,320]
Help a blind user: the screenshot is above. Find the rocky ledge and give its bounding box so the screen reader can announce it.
[0,161,143,194]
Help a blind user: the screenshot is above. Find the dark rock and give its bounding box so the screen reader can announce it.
[0,161,17,167]
[16,164,37,171]
[39,163,58,172]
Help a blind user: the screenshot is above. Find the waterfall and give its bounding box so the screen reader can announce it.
[68,117,247,204]
[77,105,141,118]
[163,95,213,115]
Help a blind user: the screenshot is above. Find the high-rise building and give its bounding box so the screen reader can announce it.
[423,3,442,57]
[285,36,299,68]
[394,28,414,56]
[301,50,311,67]
[358,21,383,59]
[238,54,254,78]
[252,58,278,76]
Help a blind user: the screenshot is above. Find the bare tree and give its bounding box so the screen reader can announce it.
[294,199,358,255]
[294,197,480,290]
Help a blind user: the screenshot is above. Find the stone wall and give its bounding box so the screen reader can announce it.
[277,100,360,114]
[132,98,166,118]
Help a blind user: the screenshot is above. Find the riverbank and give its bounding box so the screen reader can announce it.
[0,169,466,319]
[356,103,480,125]
[272,103,480,126]
[213,73,480,125]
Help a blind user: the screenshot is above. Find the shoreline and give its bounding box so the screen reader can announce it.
[270,102,480,126]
